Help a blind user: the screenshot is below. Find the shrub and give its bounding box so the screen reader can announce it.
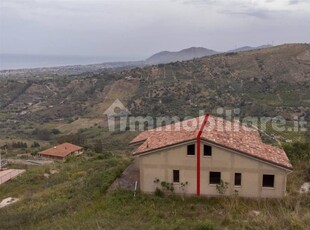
[154,188,164,197]
[93,140,103,153]
[194,220,217,230]
[216,180,229,195]
[11,141,28,148]
[56,133,86,146]
[67,117,74,123]
[93,152,113,160]
[306,165,310,181]
[283,141,310,162]
[32,128,51,140]
[51,128,61,135]
[31,141,40,148]
[160,181,174,192]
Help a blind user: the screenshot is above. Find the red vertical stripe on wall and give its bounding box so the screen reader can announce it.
[196,113,209,196]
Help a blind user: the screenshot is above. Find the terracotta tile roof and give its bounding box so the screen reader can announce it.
[130,115,292,170]
[39,143,83,158]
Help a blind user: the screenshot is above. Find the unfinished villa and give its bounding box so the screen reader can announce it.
[130,115,293,198]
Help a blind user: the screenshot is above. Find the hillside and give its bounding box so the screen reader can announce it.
[0,44,310,229]
[0,45,272,74]
[0,153,309,229]
[146,47,218,64]
[0,44,309,143]
[128,44,310,130]
[228,44,273,53]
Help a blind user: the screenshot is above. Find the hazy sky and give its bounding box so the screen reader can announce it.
[0,0,309,59]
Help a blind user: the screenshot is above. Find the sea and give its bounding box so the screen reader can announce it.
[0,54,135,70]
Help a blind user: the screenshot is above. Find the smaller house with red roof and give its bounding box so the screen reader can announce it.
[130,115,293,198]
[38,143,83,160]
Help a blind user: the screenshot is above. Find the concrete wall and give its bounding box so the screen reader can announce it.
[138,140,289,198]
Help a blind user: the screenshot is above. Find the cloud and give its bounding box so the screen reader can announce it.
[182,0,217,5]
[288,0,304,5]
[220,9,272,19]
[181,0,310,15]
[0,0,309,57]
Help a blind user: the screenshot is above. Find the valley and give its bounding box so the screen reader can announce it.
[0,44,309,230]
[0,44,309,147]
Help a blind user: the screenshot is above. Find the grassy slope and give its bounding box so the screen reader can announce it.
[0,156,309,230]
[0,155,131,229]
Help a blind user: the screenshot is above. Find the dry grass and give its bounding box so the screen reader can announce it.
[0,157,309,230]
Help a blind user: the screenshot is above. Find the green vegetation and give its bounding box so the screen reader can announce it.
[0,45,308,154]
[0,153,309,229]
[284,141,310,163]
[55,126,137,153]
[0,44,309,229]
[0,155,130,229]
[216,180,229,195]
[0,44,309,131]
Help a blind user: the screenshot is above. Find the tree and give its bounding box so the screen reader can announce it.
[94,140,103,153]
[32,128,51,140]
[51,129,61,135]
[31,142,40,148]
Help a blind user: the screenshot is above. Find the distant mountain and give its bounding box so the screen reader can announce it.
[228,45,273,53]
[1,45,274,73]
[145,45,274,65]
[146,47,218,65]
[0,43,309,125]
